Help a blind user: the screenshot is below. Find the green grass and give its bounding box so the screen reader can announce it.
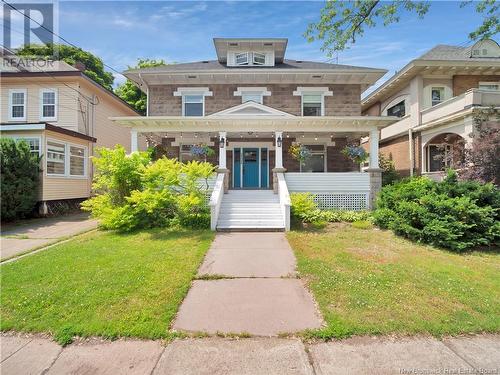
[0,228,214,345]
[287,225,500,340]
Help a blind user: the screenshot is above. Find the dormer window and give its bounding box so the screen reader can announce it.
[253,52,266,65]
[235,52,249,65]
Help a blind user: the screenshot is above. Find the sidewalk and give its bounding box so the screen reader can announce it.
[1,213,98,261]
[1,333,499,375]
[173,232,323,335]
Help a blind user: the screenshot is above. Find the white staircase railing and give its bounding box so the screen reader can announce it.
[209,173,225,230]
[276,172,291,231]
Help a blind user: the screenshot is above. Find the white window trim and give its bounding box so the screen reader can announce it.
[8,89,27,121]
[293,87,333,116]
[39,88,58,121]
[426,143,452,173]
[6,136,42,156]
[478,82,500,91]
[173,88,213,117]
[235,52,249,65]
[299,144,327,172]
[233,87,271,104]
[252,52,266,65]
[46,138,88,179]
[430,86,445,106]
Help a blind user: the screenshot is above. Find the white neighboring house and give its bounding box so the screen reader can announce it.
[362,39,500,180]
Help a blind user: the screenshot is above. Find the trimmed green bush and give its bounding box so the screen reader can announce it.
[82,146,214,231]
[1,138,41,221]
[290,192,372,224]
[373,171,500,251]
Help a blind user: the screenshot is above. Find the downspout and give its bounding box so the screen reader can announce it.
[138,73,149,116]
[408,128,414,177]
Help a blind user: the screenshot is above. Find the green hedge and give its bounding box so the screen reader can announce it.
[1,138,40,221]
[373,171,500,252]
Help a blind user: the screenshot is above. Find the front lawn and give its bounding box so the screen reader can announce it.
[287,225,500,339]
[0,228,214,344]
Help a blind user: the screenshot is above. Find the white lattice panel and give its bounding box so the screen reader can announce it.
[313,193,368,211]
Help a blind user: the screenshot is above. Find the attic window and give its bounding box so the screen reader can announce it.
[235,52,249,65]
[229,43,238,46]
[253,52,266,65]
[295,60,303,63]
[263,43,273,46]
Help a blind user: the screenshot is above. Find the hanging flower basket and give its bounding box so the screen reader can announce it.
[342,145,369,165]
[288,143,312,169]
[190,144,215,161]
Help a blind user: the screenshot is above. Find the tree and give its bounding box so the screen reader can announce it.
[1,138,41,221]
[459,107,500,185]
[305,0,499,55]
[17,44,114,90]
[115,59,167,115]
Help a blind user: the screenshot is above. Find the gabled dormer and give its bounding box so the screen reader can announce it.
[213,38,287,67]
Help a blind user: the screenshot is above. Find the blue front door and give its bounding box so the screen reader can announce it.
[242,148,259,188]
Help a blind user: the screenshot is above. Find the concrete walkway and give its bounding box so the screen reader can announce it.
[1,213,98,261]
[1,333,499,375]
[173,233,323,335]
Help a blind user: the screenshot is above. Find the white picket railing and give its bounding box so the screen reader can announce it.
[285,172,370,211]
[276,172,291,231]
[209,173,225,230]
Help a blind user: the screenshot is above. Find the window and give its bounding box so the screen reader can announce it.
[183,95,204,116]
[301,145,325,172]
[235,52,249,65]
[13,137,41,155]
[431,87,445,106]
[302,94,323,116]
[9,89,27,121]
[70,146,85,176]
[386,100,406,117]
[427,144,451,172]
[46,141,66,175]
[241,92,263,104]
[40,89,57,120]
[253,52,266,65]
[479,82,500,91]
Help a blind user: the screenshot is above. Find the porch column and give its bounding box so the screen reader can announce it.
[367,128,382,210]
[131,130,138,153]
[218,131,229,193]
[275,131,283,169]
[369,128,379,169]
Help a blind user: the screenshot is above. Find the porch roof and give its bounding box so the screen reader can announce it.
[110,115,397,133]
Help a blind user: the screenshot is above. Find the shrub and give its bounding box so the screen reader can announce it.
[290,192,372,224]
[379,153,400,186]
[1,138,41,221]
[374,171,500,251]
[82,146,214,231]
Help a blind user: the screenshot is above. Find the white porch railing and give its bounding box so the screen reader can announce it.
[209,173,225,230]
[276,172,291,231]
[285,172,370,211]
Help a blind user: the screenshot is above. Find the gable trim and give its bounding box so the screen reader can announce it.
[208,101,295,117]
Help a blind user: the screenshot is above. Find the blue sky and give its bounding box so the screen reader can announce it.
[7,1,493,93]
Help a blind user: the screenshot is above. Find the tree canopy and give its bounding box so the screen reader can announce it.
[115,59,167,115]
[305,0,499,55]
[17,44,114,90]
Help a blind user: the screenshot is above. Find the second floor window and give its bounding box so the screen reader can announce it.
[183,95,204,116]
[9,89,26,121]
[241,92,263,104]
[302,94,323,116]
[431,87,445,106]
[41,89,57,120]
[387,100,406,117]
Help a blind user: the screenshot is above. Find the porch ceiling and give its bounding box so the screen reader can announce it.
[110,115,397,133]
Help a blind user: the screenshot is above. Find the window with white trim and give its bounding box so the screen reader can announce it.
[431,87,445,106]
[40,89,57,120]
[46,141,66,175]
[479,82,500,91]
[235,52,249,65]
[253,52,266,65]
[301,145,326,172]
[10,137,41,155]
[69,146,85,176]
[183,94,204,116]
[241,92,263,104]
[9,89,27,121]
[302,94,323,116]
[387,100,406,117]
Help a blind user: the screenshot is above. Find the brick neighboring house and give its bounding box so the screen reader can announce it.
[361,39,500,179]
[0,55,145,214]
[111,38,397,231]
